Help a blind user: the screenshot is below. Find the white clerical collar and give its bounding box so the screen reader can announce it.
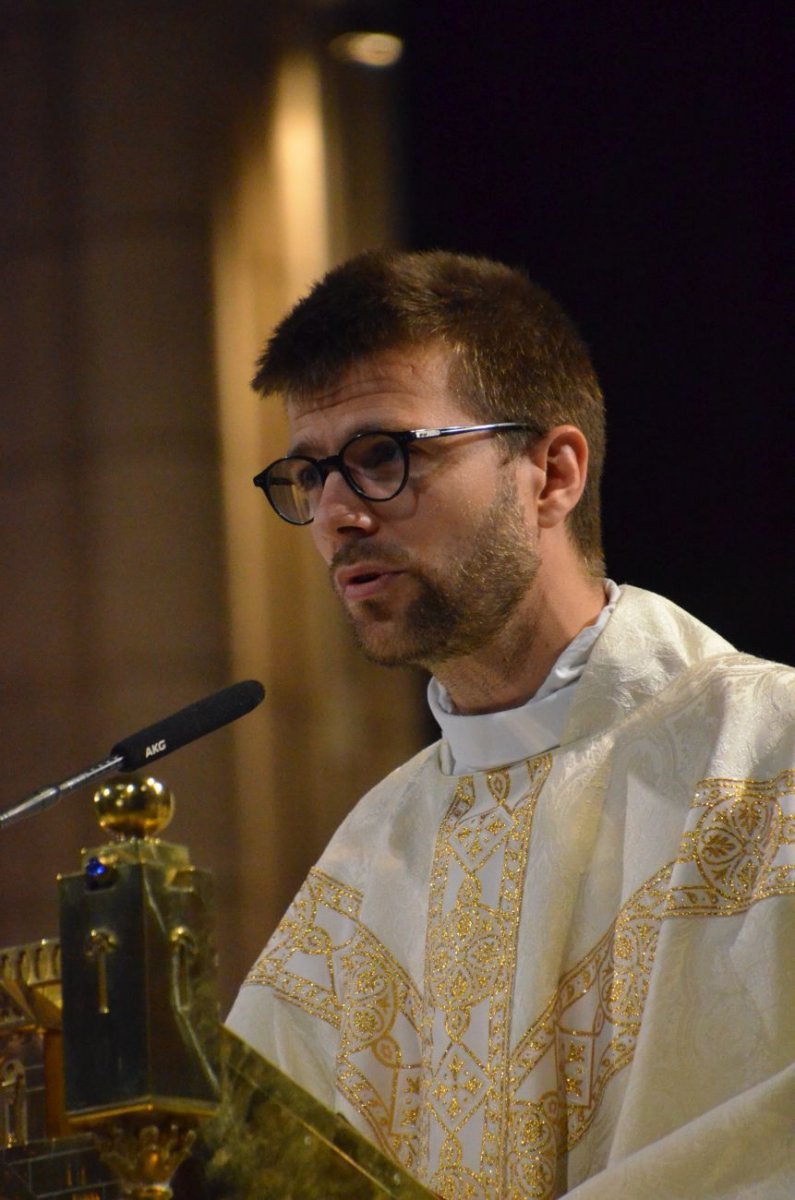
[428,580,621,775]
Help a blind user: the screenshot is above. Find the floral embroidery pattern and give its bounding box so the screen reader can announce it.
[244,769,795,1198]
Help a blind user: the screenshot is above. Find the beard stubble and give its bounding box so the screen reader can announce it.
[333,475,540,669]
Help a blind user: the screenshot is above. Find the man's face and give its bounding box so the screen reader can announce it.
[284,346,540,670]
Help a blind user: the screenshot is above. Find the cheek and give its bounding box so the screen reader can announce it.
[310,524,333,565]
[381,485,420,522]
[425,491,480,531]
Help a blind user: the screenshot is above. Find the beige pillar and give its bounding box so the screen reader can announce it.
[0,3,243,1000]
[0,3,425,1008]
[213,35,427,976]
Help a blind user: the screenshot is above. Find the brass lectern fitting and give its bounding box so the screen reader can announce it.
[93,777,175,840]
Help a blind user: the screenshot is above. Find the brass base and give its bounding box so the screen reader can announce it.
[93,1120,197,1199]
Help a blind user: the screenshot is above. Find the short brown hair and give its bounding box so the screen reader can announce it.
[253,249,606,574]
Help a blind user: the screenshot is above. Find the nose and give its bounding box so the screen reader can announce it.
[311,468,378,547]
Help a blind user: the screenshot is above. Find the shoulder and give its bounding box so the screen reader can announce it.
[337,739,444,826]
[627,640,795,786]
[316,740,450,892]
[607,585,794,712]
[688,649,795,772]
[668,643,795,728]
[570,585,794,772]
[569,583,792,748]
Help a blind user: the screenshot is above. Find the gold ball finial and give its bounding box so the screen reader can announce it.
[93,776,175,840]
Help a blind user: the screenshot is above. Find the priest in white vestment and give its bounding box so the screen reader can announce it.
[227,250,794,1199]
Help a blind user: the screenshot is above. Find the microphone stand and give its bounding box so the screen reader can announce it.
[0,755,124,831]
[0,679,265,834]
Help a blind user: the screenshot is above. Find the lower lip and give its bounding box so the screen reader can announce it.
[341,571,402,601]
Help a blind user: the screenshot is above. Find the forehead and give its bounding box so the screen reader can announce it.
[284,345,468,450]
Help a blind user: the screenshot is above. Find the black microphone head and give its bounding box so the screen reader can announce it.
[111,680,265,771]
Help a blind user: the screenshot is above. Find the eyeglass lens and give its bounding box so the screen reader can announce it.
[266,432,408,523]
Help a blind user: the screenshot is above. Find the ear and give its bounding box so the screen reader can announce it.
[532,425,589,529]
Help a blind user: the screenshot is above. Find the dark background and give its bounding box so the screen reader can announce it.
[402,2,792,664]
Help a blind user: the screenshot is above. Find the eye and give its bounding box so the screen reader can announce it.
[351,434,403,474]
[278,460,321,494]
[292,459,322,491]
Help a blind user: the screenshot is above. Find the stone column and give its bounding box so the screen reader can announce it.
[0,1,244,1000]
[0,1,423,1008]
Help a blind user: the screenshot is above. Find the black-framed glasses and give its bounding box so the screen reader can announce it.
[253,422,538,525]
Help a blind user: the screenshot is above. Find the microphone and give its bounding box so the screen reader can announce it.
[0,680,265,831]
[110,679,265,769]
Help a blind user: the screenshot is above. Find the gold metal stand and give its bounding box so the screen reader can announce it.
[57,776,219,1198]
[1,774,434,1200]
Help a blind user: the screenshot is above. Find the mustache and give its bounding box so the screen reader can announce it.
[329,542,415,575]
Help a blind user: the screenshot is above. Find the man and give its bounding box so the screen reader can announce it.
[227,250,794,1198]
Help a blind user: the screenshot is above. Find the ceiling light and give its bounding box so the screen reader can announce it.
[328,31,404,68]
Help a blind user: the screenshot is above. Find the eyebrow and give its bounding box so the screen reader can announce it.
[285,439,317,458]
[286,423,398,459]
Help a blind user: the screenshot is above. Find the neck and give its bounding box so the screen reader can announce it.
[432,569,606,715]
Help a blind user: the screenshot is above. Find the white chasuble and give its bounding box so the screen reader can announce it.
[227,587,795,1198]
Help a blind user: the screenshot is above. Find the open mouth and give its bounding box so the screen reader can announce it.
[337,566,402,601]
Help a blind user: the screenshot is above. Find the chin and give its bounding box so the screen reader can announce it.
[355,631,409,668]
[350,616,415,668]
[357,627,447,673]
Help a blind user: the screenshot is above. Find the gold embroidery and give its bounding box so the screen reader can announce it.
[424,756,553,1199]
[667,770,795,914]
[243,868,364,1028]
[511,861,677,1159]
[336,930,424,1171]
[426,873,506,1040]
[507,1091,567,1200]
[244,768,794,1199]
[433,1134,489,1200]
[509,769,795,1171]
